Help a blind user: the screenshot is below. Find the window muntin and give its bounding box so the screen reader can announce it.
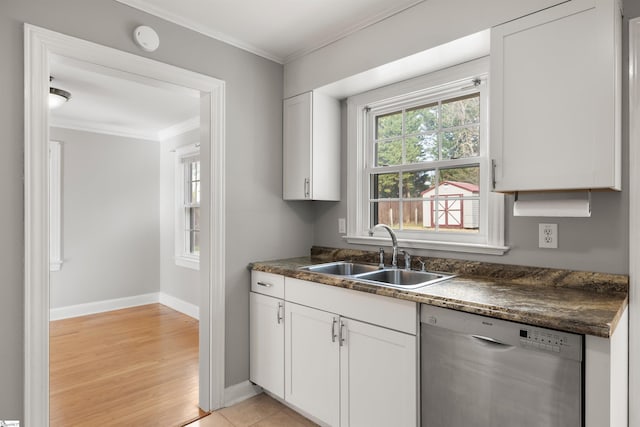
[367,92,481,236]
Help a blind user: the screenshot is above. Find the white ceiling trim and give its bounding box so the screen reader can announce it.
[50,117,160,141]
[158,116,200,141]
[115,0,283,63]
[50,116,199,142]
[282,0,425,64]
[115,0,426,64]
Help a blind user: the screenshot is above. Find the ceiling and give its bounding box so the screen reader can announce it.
[115,0,425,63]
[49,55,200,141]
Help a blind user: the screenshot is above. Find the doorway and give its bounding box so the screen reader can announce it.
[24,24,226,426]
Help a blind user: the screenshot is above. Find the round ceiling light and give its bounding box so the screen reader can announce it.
[49,87,71,109]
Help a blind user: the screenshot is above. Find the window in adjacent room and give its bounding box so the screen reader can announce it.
[345,58,506,254]
[175,144,200,269]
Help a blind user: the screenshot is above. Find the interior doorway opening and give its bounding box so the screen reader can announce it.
[24,24,226,426]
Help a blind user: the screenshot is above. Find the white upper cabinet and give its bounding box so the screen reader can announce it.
[283,91,341,200]
[490,0,621,192]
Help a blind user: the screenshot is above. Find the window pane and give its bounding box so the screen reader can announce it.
[376,111,403,139]
[441,93,480,128]
[371,200,400,229]
[441,126,480,160]
[405,103,438,133]
[190,230,200,254]
[402,170,435,198]
[438,165,480,187]
[402,200,424,230]
[372,173,399,199]
[375,139,403,166]
[190,207,200,231]
[406,134,438,164]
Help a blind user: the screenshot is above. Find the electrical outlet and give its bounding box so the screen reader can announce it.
[539,223,558,249]
[338,218,346,234]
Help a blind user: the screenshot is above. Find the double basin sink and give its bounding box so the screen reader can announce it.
[300,261,454,290]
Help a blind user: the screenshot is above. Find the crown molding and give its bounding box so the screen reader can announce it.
[158,116,200,141]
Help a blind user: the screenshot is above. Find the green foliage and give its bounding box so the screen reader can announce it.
[373,93,481,200]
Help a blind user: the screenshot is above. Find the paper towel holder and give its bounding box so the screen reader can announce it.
[513,190,592,217]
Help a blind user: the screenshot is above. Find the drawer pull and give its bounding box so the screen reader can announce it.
[256,281,272,288]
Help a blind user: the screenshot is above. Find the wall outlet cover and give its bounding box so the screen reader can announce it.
[539,223,558,249]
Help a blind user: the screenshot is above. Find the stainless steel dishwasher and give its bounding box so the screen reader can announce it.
[421,304,583,427]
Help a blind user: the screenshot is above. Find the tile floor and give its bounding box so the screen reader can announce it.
[184,393,318,427]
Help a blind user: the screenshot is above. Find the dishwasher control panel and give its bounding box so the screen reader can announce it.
[518,328,569,353]
[421,304,583,362]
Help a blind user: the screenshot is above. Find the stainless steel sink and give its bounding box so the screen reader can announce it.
[300,261,454,289]
[300,261,380,276]
[356,269,454,289]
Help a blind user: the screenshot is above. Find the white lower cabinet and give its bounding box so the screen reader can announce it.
[250,273,418,426]
[339,317,417,427]
[249,291,285,399]
[285,302,341,426]
[284,302,417,427]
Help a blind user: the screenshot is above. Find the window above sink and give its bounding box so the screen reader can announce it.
[345,58,508,256]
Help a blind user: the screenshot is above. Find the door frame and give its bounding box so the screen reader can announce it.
[629,16,639,427]
[24,24,226,425]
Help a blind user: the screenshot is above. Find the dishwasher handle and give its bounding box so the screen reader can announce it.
[471,334,513,348]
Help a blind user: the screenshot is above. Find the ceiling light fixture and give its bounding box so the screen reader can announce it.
[49,76,71,109]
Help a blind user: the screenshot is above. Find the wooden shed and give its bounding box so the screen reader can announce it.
[421,181,479,229]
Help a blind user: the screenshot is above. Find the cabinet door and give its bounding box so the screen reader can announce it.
[249,292,284,399]
[491,0,621,192]
[285,302,340,426]
[283,92,312,200]
[340,318,417,427]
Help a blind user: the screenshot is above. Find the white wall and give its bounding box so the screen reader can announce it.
[49,127,160,309]
[160,129,200,307]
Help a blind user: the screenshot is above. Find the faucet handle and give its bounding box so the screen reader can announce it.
[378,247,385,268]
[417,258,426,272]
[402,250,411,270]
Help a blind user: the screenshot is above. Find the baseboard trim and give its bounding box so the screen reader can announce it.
[49,292,160,321]
[224,381,262,407]
[159,292,199,320]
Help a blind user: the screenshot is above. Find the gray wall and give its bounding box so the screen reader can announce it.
[311,1,640,276]
[49,127,160,308]
[0,0,313,419]
[159,129,200,306]
[284,0,564,97]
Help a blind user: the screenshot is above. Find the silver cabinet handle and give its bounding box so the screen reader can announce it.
[339,320,346,347]
[331,317,338,342]
[277,302,284,324]
[256,281,272,288]
[304,178,310,199]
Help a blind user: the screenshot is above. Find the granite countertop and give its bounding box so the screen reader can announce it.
[250,248,629,338]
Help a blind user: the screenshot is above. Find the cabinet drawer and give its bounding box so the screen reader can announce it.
[285,277,417,335]
[251,271,285,298]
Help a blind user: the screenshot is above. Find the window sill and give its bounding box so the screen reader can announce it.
[175,255,200,270]
[343,235,510,256]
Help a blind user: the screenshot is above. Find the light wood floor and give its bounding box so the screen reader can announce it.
[186,393,317,427]
[50,303,206,427]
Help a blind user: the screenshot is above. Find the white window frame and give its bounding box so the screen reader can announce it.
[174,143,200,270]
[49,140,63,271]
[345,58,508,255]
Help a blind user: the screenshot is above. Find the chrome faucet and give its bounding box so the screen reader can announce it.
[369,224,398,268]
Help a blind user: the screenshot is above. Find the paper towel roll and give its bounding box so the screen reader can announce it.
[513,199,591,217]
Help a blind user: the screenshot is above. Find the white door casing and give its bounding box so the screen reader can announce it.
[24,24,226,426]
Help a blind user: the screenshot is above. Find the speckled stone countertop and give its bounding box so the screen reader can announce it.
[250,247,629,338]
